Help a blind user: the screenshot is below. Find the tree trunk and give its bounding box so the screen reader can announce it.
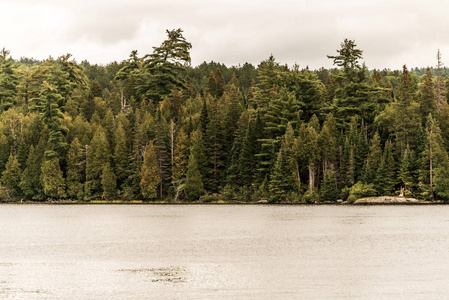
[430,148,434,200]
[309,162,315,191]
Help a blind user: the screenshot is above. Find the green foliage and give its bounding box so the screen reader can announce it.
[349,182,377,199]
[2,154,21,198]
[0,33,448,203]
[140,140,160,199]
[138,28,192,103]
[321,169,339,202]
[41,157,66,199]
[184,147,205,201]
[101,162,117,200]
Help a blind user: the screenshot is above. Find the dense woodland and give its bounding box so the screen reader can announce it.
[0,29,449,203]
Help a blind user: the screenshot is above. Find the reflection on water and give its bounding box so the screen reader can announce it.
[119,266,187,283]
[1,205,449,299]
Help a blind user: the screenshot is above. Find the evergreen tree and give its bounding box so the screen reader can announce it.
[19,136,46,200]
[85,127,111,198]
[319,113,338,175]
[363,131,382,183]
[41,157,66,199]
[101,162,117,200]
[172,128,189,182]
[137,29,192,103]
[31,81,68,160]
[418,68,437,125]
[113,123,130,188]
[398,147,418,195]
[298,121,320,191]
[66,138,84,199]
[154,108,171,197]
[0,48,19,112]
[321,168,339,202]
[184,148,205,201]
[269,141,295,202]
[374,141,396,195]
[140,140,160,199]
[2,154,21,198]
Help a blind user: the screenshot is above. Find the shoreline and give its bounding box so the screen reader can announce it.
[0,199,445,205]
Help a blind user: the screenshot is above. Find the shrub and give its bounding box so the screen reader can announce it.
[349,182,377,199]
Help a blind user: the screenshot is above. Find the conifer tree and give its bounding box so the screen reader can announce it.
[226,113,249,186]
[422,114,449,200]
[41,157,66,199]
[172,128,189,182]
[269,141,295,202]
[298,121,320,191]
[319,113,338,175]
[238,118,258,187]
[374,141,396,195]
[154,108,171,197]
[321,168,339,202]
[19,136,46,200]
[66,138,84,199]
[362,131,382,183]
[137,28,192,103]
[398,147,418,195]
[184,148,205,201]
[392,65,420,153]
[0,48,19,112]
[85,126,111,198]
[31,81,67,160]
[418,68,437,125]
[101,162,117,200]
[113,123,129,187]
[204,100,224,192]
[2,154,21,198]
[140,140,160,199]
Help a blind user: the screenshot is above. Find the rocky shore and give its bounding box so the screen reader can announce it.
[353,196,442,205]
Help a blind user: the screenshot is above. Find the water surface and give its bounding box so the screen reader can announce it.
[1,205,449,299]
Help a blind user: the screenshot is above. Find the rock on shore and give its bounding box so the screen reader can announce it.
[353,196,430,205]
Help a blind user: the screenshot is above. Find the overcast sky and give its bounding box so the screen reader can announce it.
[2,0,449,70]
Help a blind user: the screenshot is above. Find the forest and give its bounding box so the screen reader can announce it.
[0,28,448,203]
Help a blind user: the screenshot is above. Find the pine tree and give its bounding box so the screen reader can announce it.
[101,162,117,200]
[238,118,258,187]
[321,168,339,202]
[140,140,160,199]
[19,136,46,200]
[66,138,84,199]
[298,121,320,191]
[204,100,224,192]
[137,28,192,103]
[184,148,205,201]
[418,68,437,125]
[362,131,382,183]
[0,48,19,112]
[2,154,21,198]
[392,65,420,153]
[319,113,338,175]
[154,108,171,197]
[172,128,189,182]
[85,126,111,198]
[269,141,295,202]
[113,123,129,187]
[31,81,67,160]
[374,141,396,195]
[398,147,418,195]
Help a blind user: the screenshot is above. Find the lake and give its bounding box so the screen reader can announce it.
[1,204,449,299]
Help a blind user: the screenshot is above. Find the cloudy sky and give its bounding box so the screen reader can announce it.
[2,0,448,69]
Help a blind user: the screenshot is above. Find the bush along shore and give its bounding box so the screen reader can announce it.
[0,31,448,204]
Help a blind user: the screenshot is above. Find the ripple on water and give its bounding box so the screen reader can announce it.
[118,266,187,283]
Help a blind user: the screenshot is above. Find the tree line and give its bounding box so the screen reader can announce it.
[0,30,448,203]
